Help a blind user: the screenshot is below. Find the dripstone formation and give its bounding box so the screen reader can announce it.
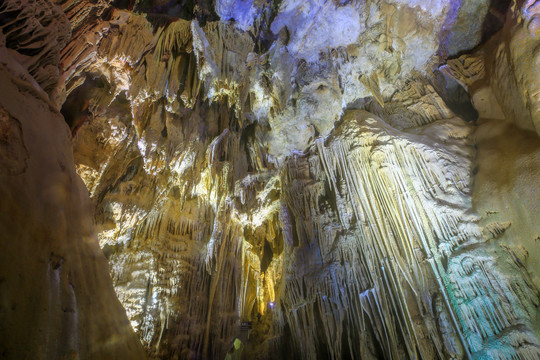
[1,0,540,359]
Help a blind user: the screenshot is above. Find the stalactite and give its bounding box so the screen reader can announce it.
[279,87,539,359]
[52,1,540,359]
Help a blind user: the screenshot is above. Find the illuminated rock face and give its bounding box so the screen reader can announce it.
[1,0,540,359]
[0,1,145,359]
[281,103,539,359]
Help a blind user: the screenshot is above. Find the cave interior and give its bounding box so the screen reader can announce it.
[1,0,540,359]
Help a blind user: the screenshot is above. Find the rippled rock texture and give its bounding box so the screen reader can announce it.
[1,0,540,359]
[0,0,145,359]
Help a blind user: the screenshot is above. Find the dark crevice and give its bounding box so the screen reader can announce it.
[112,0,218,24]
[61,76,107,135]
[432,70,479,123]
[261,240,273,273]
[481,0,512,43]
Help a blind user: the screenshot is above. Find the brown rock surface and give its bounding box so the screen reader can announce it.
[0,0,145,359]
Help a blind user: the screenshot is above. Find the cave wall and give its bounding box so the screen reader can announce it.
[0,1,145,359]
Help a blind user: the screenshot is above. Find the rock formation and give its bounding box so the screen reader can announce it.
[1,0,540,359]
[0,0,145,358]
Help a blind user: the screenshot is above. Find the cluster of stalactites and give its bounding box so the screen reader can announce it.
[60,2,540,359]
[278,91,540,359]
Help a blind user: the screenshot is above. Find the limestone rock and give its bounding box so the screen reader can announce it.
[2,1,540,359]
[0,1,145,358]
[280,93,539,360]
[484,0,540,134]
[0,0,70,95]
